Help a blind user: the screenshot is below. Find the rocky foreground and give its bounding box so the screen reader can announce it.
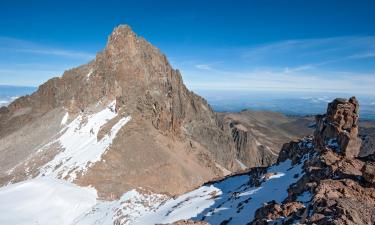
[251,97,375,225]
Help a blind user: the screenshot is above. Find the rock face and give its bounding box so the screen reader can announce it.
[251,97,375,225]
[362,161,375,184]
[223,119,276,168]
[218,110,314,168]
[314,97,362,158]
[0,25,237,197]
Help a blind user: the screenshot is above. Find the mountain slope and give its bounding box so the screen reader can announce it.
[1,97,372,225]
[0,25,237,197]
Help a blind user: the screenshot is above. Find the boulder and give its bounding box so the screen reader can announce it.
[362,162,375,184]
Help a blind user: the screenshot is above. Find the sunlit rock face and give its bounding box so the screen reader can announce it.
[314,96,362,158]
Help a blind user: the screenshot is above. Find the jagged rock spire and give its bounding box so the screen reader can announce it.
[314,96,362,158]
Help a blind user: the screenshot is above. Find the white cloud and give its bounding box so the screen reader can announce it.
[0,36,95,60]
[241,36,375,66]
[182,67,375,95]
[173,36,375,95]
[0,37,96,86]
[195,64,212,70]
[15,49,95,60]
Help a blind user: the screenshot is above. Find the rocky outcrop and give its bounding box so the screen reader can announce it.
[362,161,375,184]
[251,97,375,225]
[252,201,305,224]
[314,97,362,158]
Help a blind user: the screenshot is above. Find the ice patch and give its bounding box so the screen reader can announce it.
[39,101,132,181]
[0,177,97,225]
[61,112,69,125]
[236,159,247,169]
[263,172,285,180]
[86,69,93,79]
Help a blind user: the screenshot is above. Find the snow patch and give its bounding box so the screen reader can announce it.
[0,177,97,225]
[236,159,247,170]
[61,112,69,125]
[39,101,131,181]
[86,69,93,80]
[74,190,168,225]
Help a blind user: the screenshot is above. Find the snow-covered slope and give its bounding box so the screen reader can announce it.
[38,101,131,181]
[131,157,307,225]
[0,177,97,225]
[0,137,311,225]
[3,145,308,225]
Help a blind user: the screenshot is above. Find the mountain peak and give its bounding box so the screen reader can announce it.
[104,24,140,55]
[110,24,135,39]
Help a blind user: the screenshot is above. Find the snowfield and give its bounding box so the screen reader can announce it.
[0,177,97,225]
[130,157,307,225]
[39,101,131,181]
[0,151,309,225]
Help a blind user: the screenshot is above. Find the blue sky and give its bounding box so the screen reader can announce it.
[0,0,374,95]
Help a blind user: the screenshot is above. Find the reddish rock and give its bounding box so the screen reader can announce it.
[314,97,362,158]
[254,98,375,225]
[362,162,375,184]
[253,201,305,224]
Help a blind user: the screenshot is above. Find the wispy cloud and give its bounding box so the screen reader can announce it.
[0,37,96,86]
[182,66,375,94]
[195,64,212,70]
[0,37,95,60]
[173,36,375,95]
[15,49,95,59]
[241,36,375,69]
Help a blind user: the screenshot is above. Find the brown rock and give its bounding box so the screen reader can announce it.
[314,97,362,158]
[362,162,375,184]
[252,201,305,224]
